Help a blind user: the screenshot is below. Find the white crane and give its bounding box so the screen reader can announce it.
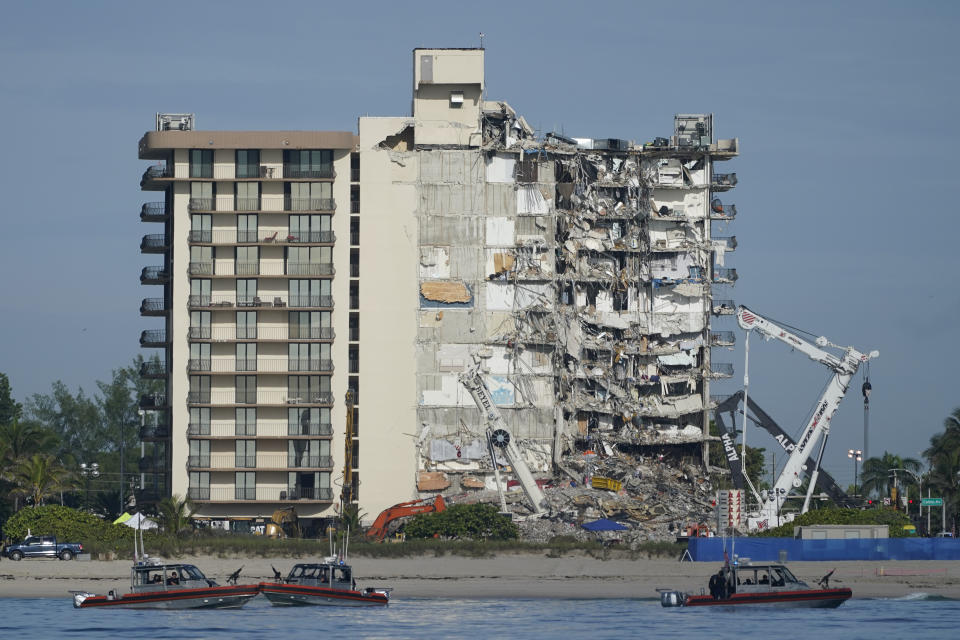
[736,306,878,531]
[458,367,547,515]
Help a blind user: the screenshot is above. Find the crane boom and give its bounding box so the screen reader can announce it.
[736,306,878,530]
[458,368,547,515]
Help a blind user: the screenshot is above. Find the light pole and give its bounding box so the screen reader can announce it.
[79,463,100,511]
[889,468,921,519]
[848,449,862,498]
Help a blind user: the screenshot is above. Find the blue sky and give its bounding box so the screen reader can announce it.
[1,1,957,489]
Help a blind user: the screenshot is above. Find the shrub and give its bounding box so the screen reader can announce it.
[2,505,154,555]
[751,507,914,537]
[404,503,519,540]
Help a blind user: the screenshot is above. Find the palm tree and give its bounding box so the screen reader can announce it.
[12,454,68,506]
[924,408,960,532]
[859,451,922,499]
[157,495,195,535]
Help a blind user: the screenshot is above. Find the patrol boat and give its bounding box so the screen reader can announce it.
[259,556,391,607]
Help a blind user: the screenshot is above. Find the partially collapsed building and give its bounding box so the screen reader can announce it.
[137,47,738,532]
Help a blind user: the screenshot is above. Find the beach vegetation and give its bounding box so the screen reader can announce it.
[750,506,914,537]
[404,503,519,540]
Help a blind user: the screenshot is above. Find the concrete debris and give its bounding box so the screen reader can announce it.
[420,281,472,303]
[417,471,451,491]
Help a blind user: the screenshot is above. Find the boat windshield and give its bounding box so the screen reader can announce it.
[179,565,206,581]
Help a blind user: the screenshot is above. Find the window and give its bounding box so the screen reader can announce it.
[190,182,214,211]
[287,246,331,276]
[284,150,333,179]
[236,246,259,276]
[190,246,213,275]
[190,214,212,242]
[235,181,260,211]
[189,376,210,403]
[236,407,256,436]
[237,279,257,306]
[286,182,332,211]
[349,345,358,373]
[189,471,209,500]
[190,311,211,339]
[236,343,257,372]
[288,407,330,435]
[349,313,359,341]
[237,214,258,243]
[189,407,210,435]
[236,375,257,404]
[189,343,210,371]
[190,149,213,178]
[236,150,260,179]
[352,439,359,469]
[190,279,211,307]
[289,214,331,242]
[289,343,329,371]
[237,311,257,340]
[235,471,256,500]
[288,439,329,467]
[288,311,331,339]
[236,440,256,468]
[189,440,210,467]
[288,375,330,404]
[288,279,330,308]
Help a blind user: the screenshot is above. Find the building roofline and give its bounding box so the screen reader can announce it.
[138,130,358,159]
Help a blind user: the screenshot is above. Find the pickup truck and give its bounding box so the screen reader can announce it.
[2,535,83,561]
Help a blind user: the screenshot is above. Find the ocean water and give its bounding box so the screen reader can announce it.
[2,595,957,639]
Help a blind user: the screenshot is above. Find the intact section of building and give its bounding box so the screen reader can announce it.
[137,48,738,528]
[138,124,357,532]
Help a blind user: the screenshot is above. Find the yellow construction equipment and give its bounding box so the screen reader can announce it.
[591,476,623,492]
[265,506,300,539]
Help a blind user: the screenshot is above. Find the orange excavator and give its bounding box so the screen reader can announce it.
[364,496,447,542]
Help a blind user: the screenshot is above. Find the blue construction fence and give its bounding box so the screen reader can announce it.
[688,537,960,562]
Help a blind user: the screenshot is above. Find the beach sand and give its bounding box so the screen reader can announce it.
[2,554,959,600]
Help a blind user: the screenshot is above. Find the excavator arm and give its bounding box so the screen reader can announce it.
[364,496,446,542]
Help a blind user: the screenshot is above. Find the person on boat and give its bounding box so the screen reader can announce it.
[708,570,724,600]
[167,570,180,585]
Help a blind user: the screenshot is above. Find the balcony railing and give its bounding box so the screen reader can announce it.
[187,455,211,468]
[285,487,333,501]
[189,487,332,502]
[712,300,735,315]
[189,230,213,243]
[237,230,259,243]
[140,202,168,220]
[289,359,334,372]
[286,230,335,243]
[236,359,258,372]
[188,295,212,307]
[142,165,173,182]
[140,234,169,252]
[287,392,334,405]
[235,455,257,469]
[711,172,738,188]
[189,261,213,275]
[140,298,168,315]
[235,198,261,211]
[284,197,335,211]
[187,392,211,404]
[710,331,735,346]
[289,295,334,308]
[287,262,335,276]
[288,422,333,436]
[188,487,210,500]
[713,268,739,283]
[283,165,335,179]
[710,362,735,377]
[139,393,167,408]
[188,198,214,211]
[188,326,211,339]
[236,261,260,275]
[188,359,211,372]
[187,422,211,436]
[288,326,334,340]
[288,455,333,468]
[140,360,167,377]
[140,267,170,284]
[235,487,257,500]
[139,424,169,439]
[140,329,167,346]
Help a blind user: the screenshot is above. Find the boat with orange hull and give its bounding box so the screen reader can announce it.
[259,558,390,607]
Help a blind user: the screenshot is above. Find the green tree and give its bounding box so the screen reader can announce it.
[24,381,104,463]
[859,451,922,499]
[157,495,196,535]
[0,373,22,427]
[12,454,69,506]
[405,503,519,540]
[924,410,960,533]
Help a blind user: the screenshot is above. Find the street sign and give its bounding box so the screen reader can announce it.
[921,498,943,507]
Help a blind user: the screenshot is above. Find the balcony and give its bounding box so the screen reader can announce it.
[235,198,261,212]
[140,202,169,222]
[139,393,167,409]
[288,456,333,469]
[710,362,735,378]
[286,262,335,276]
[288,392,334,405]
[712,299,735,315]
[187,391,211,404]
[710,331,736,347]
[235,455,257,469]
[140,329,168,347]
[711,173,738,189]
[289,359,334,373]
[140,234,169,253]
[188,295,212,307]
[187,487,210,501]
[189,230,213,243]
[140,297,168,316]
[140,266,170,284]
[187,422,211,436]
[236,359,257,372]
[288,422,333,436]
[139,424,170,439]
[288,326,334,340]
[188,261,214,275]
[237,230,259,243]
[189,487,332,502]
[283,165,335,180]
[286,230,335,243]
[289,295,334,308]
[140,164,173,188]
[712,236,737,251]
[713,268,739,284]
[284,197,335,212]
[140,360,167,378]
[709,202,737,220]
[187,455,211,468]
[188,326,211,340]
[235,261,259,275]
[188,198,214,212]
[188,359,211,372]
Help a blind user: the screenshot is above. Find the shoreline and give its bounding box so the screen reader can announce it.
[2,555,959,600]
